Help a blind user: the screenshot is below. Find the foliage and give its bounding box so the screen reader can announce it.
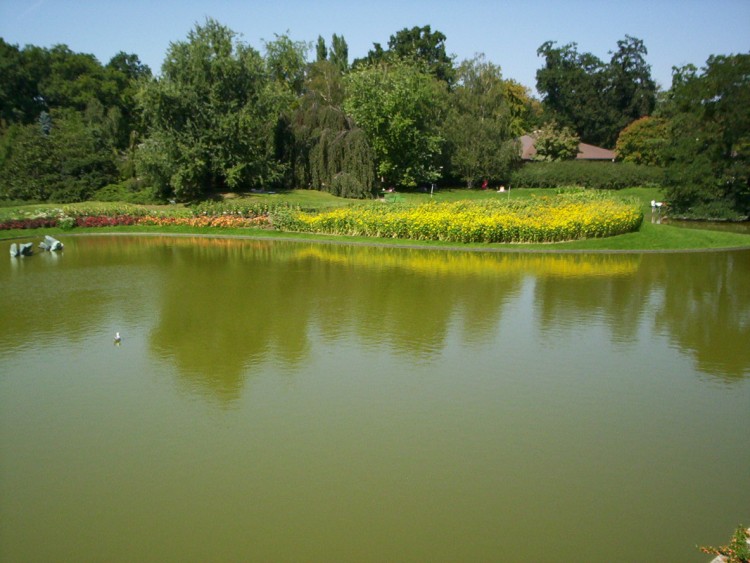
[511,160,662,190]
[442,55,522,187]
[661,53,750,218]
[355,25,455,85]
[263,32,310,97]
[136,18,286,200]
[698,525,750,563]
[316,34,349,73]
[536,36,656,148]
[271,191,642,243]
[0,109,118,202]
[531,121,580,161]
[283,97,375,198]
[92,179,162,204]
[615,116,668,166]
[345,60,447,188]
[0,40,150,202]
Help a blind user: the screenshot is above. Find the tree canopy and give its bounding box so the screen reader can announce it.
[136,19,286,200]
[1,20,748,218]
[536,36,656,148]
[442,55,521,187]
[660,53,750,217]
[345,59,447,187]
[355,25,455,85]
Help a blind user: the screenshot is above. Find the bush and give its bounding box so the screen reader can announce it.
[93,180,164,205]
[510,161,663,190]
[699,525,750,563]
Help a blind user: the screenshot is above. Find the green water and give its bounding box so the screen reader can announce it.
[1,235,748,562]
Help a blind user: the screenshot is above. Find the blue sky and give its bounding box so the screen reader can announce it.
[1,0,748,94]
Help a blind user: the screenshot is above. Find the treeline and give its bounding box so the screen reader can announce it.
[0,19,748,218]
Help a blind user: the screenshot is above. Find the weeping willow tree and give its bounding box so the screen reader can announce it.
[282,62,376,198]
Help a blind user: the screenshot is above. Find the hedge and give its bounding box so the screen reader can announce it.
[510,161,663,190]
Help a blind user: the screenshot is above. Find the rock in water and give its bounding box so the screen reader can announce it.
[40,235,63,251]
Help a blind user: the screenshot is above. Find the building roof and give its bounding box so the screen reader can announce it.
[519,134,615,161]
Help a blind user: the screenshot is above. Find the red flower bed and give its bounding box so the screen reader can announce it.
[75,215,139,227]
[0,218,59,230]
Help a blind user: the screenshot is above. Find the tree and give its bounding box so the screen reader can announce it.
[442,55,520,187]
[536,37,656,148]
[615,116,667,165]
[661,53,750,217]
[0,39,46,125]
[315,36,327,62]
[608,36,657,130]
[344,60,447,188]
[531,121,580,161]
[264,32,310,97]
[136,18,285,200]
[355,25,455,85]
[330,34,349,73]
[0,108,118,201]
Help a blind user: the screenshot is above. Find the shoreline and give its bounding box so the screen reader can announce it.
[4,229,750,255]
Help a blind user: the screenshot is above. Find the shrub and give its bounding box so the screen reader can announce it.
[510,161,663,190]
[699,525,750,563]
[93,180,164,205]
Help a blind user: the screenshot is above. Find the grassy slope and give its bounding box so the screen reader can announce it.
[2,188,749,251]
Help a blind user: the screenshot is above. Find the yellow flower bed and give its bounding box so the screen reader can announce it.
[280,193,642,244]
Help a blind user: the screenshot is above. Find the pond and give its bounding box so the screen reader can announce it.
[1,235,748,562]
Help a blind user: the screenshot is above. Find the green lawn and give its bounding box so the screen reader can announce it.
[2,187,749,251]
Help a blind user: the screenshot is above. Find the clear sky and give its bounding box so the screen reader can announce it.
[1,0,748,94]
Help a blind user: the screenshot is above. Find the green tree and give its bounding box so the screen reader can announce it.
[615,116,667,165]
[315,35,327,62]
[264,32,310,97]
[330,34,349,73]
[355,25,455,85]
[136,18,285,200]
[344,60,447,188]
[0,39,46,125]
[0,108,118,201]
[531,121,580,161]
[608,36,657,131]
[662,53,750,217]
[443,55,520,187]
[536,37,656,148]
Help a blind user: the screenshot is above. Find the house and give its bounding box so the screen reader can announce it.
[519,134,615,161]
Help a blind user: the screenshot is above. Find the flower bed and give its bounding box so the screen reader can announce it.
[0,192,640,243]
[0,213,270,230]
[272,192,643,244]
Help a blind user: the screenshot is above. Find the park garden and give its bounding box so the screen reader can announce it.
[1,19,749,235]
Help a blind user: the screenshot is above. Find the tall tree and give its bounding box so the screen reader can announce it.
[330,34,349,73]
[536,37,656,148]
[355,25,455,85]
[264,33,310,97]
[0,108,118,201]
[315,35,327,62]
[661,54,750,217]
[0,39,45,125]
[608,36,657,133]
[345,60,447,187]
[136,18,285,200]
[443,55,520,187]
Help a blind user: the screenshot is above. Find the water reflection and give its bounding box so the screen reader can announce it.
[1,237,747,404]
